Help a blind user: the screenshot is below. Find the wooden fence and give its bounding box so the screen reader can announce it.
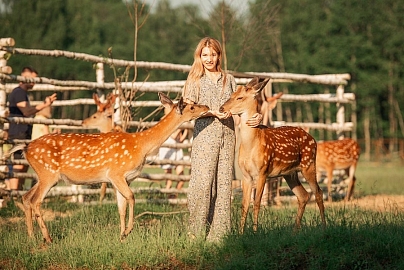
[0,37,355,203]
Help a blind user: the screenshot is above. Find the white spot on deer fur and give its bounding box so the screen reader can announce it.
[115,153,119,158]
[122,145,126,149]
[124,150,128,155]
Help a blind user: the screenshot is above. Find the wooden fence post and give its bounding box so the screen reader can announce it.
[96,62,105,101]
[0,39,14,169]
[336,84,345,139]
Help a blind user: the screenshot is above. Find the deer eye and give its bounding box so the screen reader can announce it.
[236,97,243,100]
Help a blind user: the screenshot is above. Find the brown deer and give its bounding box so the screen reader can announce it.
[82,93,122,133]
[83,93,122,202]
[316,138,360,202]
[220,77,326,233]
[17,93,209,243]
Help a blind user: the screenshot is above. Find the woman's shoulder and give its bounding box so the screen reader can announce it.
[224,73,236,83]
[224,73,235,80]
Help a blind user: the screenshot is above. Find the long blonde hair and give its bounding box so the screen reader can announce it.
[183,37,227,101]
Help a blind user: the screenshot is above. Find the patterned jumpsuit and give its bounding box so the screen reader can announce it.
[183,73,236,241]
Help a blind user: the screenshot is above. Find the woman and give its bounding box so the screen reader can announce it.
[183,37,261,242]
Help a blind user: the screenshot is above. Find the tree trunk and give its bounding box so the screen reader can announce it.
[388,61,397,155]
[363,108,371,161]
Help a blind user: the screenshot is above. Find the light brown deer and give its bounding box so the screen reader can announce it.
[316,138,360,202]
[18,93,209,243]
[220,77,326,233]
[82,93,122,202]
[82,93,122,133]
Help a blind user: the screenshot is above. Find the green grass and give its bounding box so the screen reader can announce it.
[1,161,404,269]
[355,161,404,196]
[1,200,404,269]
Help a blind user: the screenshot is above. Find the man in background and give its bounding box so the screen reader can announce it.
[5,66,57,190]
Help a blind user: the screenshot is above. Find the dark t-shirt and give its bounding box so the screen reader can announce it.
[8,86,32,139]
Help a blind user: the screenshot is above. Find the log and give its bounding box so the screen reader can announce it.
[1,47,349,85]
[0,66,12,74]
[0,171,191,182]
[273,121,354,131]
[0,38,15,47]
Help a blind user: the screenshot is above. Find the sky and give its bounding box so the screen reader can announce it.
[144,0,249,16]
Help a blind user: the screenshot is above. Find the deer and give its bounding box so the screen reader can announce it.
[14,93,209,243]
[82,93,122,133]
[316,138,360,202]
[219,77,326,233]
[82,93,122,202]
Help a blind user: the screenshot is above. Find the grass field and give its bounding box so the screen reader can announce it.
[1,161,404,269]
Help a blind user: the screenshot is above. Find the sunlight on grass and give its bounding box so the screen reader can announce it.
[1,198,404,269]
[1,161,404,269]
[355,161,404,196]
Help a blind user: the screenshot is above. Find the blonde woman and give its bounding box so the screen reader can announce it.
[183,37,261,242]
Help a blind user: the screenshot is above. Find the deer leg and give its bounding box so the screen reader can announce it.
[346,176,356,201]
[283,173,310,230]
[99,183,107,203]
[112,179,135,241]
[302,166,326,228]
[252,175,267,232]
[115,191,127,239]
[326,168,334,202]
[344,166,357,202]
[22,184,38,239]
[240,178,253,234]
[24,175,58,244]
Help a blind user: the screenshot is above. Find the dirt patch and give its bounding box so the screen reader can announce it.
[0,200,74,226]
[330,194,404,212]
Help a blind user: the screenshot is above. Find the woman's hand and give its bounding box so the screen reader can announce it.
[211,110,232,120]
[246,113,262,127]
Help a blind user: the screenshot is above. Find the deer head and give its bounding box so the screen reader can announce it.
[82,93,118,133]
[220,77,270,119]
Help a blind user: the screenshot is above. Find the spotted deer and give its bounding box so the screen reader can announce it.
[316,138,360,202]
[17,93,209,243]
[82,93,122,202]
[220,77,326,233]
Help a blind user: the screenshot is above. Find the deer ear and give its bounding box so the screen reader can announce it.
[106,93,117,104]
[159,92,174,112]
[93,93,101,106]
[253,78,270,94]
[176,97,186,114]
[246,77,259,87]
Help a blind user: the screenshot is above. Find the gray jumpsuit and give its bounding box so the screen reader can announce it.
[184,73,236,241]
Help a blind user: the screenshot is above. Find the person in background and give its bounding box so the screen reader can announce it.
[31,104,52,140]
[5,66,57,191]
[159,127,188,194]
[182,37,262,242]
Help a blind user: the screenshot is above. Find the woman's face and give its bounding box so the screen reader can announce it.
[201,46,219,72]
